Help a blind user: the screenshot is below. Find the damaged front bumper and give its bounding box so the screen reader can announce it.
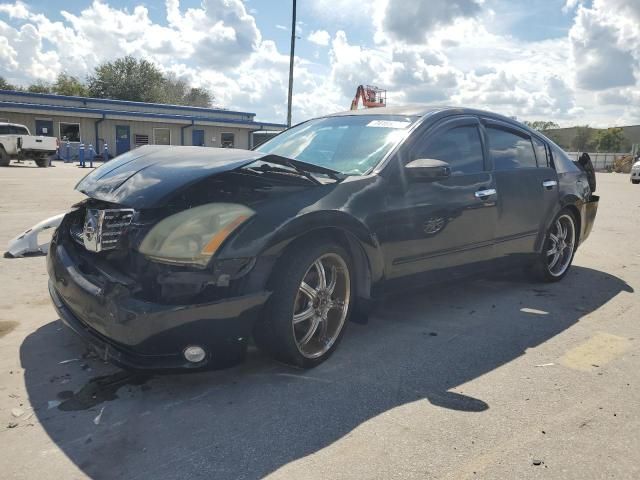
[47,241,270,371]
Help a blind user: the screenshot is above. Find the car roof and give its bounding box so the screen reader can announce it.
[328,104,553,140]
[328,104,524,123]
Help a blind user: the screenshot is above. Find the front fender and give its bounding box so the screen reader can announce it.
[219,209,385,286]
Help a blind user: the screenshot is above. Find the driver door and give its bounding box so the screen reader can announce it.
[380,116,498,280]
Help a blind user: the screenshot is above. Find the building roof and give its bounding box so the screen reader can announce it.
[0,89,287,130]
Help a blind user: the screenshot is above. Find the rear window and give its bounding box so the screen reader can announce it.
[10,125,29,135]
[487,127,537,170]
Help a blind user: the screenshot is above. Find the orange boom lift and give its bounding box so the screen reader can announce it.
[350,85,387,110]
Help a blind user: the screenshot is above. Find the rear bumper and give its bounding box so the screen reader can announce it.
[47,242,270,371]
[579,194,599,246]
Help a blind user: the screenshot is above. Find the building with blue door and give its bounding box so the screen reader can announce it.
[0,90,286,158]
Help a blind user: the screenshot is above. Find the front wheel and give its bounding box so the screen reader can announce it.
[254,240,353,368]
[0,147,9,167]
[531,210,577,282]
[632,179,640,184]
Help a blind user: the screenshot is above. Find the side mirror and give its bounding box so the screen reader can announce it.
[404,158,451,182]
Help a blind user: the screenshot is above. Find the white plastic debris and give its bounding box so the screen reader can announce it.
[93,407,105,425]
[535,363,556,367]
[11,408,24,418]
[5,213,65,258]
[47,400,61,410]
[58,358,80,365]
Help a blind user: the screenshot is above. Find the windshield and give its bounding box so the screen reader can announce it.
[255,115,418,175]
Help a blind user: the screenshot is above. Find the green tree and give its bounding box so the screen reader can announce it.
[161,74,214,107]
[572,125,595,151]
[594,127,626,152]
[53,73,88,97]
[0,76,16,90]
[87,56,166,103]
[182,87,213,108]
[87,56,214,107]
[524,120,560,132]
[26,81,52,93]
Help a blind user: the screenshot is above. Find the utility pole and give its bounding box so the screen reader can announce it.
[286,0,297,128]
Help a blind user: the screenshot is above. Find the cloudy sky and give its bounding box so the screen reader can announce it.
[0,0,638,127]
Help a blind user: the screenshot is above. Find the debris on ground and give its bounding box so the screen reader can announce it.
[532,459,543,466]
[11,408,24,418]
[47,400,62,410]
[7,422,18,429]
[535,363,555,367]
[59,358,80,365]
[93,407,105,425]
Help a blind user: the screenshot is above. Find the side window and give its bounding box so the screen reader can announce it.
[414,125,485,175]
[487,127,537,170]
[0,125,9,135]
[9,125,28,135]
[532,137,548,167]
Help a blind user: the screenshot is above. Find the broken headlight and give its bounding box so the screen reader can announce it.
[139,203,254,267]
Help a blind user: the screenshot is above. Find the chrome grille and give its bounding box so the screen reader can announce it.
[72,208,134,252]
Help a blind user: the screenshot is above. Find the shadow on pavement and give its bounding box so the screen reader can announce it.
[20,266,632,479]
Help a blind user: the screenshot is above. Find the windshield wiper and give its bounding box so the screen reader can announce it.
[260,155,345,182]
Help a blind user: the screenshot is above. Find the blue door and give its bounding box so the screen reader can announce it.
[192,129,205,147]
[115,125,131,156]
[35,120,53,136]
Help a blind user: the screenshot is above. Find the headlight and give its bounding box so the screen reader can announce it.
[139,203,254,267]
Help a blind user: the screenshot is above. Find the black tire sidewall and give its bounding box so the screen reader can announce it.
[255,240,353,369]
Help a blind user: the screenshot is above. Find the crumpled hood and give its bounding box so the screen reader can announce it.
[76,145,265,208]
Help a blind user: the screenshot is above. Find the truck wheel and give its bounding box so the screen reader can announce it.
[0,147,9,167]
[35,156,48,168]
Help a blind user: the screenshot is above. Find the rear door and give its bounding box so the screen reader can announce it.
[484,119,558,259]
[381,116,498,280]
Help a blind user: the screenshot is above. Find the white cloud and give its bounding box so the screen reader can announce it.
[0,0,638,127]
[377,0,482,44]
[307,29,330,47]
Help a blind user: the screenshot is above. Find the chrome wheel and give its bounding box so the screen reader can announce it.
[546,214,576,277]
[292,253,350,359]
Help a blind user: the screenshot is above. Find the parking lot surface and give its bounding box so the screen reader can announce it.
[1,161,639,479]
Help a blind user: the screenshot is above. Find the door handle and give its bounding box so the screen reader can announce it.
[475,188,497,199]
[542,180,558,189]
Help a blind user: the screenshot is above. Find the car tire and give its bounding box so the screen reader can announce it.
[254,239,353,369]
[35,155,48,168]
[632,179,640,184]
[0,147,9,167]
[531,209,578,283]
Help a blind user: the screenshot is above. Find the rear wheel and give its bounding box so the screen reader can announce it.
[254,240,353,368]
[35,155,48,168]
[632,179,640,185]
[532,210,577,282]
[0,147,9,167]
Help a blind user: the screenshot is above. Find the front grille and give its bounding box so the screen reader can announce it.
[71,208,134,252]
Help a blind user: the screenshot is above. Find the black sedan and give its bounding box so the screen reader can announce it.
[47,106,599,370]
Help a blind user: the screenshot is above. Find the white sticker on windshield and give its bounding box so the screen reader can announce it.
[366,120,411,129]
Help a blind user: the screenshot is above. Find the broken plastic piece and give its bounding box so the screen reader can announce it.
[93,407,105,425]
[5,213,65,258]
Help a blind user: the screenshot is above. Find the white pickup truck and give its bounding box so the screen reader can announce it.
[0,122,58,167]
